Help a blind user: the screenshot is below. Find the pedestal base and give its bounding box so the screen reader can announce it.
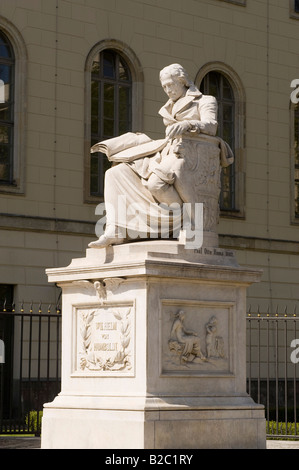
[41,395,265,449]
[42,241,266,449]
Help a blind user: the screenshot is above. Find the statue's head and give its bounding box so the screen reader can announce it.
[159,64,192,88]
[159,64,197,102]
[176,310,185,321]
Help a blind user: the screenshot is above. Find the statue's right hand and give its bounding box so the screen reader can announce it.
[165,121,191,139]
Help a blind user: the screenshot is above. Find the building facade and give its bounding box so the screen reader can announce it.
[0,0,299,419]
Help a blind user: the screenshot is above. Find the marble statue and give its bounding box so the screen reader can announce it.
[88,63,233,248]
[43,66,266,447]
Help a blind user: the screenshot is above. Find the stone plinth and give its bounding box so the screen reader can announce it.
[41,241,266,449]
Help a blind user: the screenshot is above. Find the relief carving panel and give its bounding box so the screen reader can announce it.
[161,300,234,376]
[72,303,135,376]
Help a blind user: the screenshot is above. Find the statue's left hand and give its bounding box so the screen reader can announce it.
[165,120,191,139]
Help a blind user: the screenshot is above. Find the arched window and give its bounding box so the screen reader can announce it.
[90,50,132,197]
[0,19,27,195]
[291,0,299,18]
[200,72,235,211]
[196,64,245,217]
[85,41,143,201]
[0,31,14,184]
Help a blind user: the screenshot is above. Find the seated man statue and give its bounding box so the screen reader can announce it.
[88,63,233,249]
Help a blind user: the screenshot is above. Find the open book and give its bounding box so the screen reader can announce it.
[90,132,168,163]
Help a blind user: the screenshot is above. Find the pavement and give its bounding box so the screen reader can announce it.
[0,436,299,449]
[0,436,41,449]
[266,440,299,449]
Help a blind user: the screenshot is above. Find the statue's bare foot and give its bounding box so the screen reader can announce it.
[88,234,125,249]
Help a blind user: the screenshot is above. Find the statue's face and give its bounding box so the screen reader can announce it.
[161,74,186,102]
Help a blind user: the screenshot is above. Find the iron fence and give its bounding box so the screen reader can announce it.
[0,301,61,436]
[247,306,299,439]
[1,299,299,439]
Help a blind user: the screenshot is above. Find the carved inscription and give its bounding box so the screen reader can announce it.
[76,305,134,375]
[94,320,118,351]
[194,247,234,257]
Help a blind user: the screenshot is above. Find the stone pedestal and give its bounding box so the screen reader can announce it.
[41,241,266,449]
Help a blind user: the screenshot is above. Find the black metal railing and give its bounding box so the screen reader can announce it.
[1,300,299,439]
[247,306,299,439]
[0,301,61,436]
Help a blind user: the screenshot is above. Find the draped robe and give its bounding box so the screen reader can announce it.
[101,88,233,241]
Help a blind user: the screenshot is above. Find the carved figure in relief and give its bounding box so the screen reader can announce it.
[168,310,206,363]
[88,63,234,248]
[205,316,225,359]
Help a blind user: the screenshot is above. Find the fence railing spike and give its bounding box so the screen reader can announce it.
[56,293,62,314]
[247,304,251,317]
[257,305,261,317]
[284,306,288,317]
